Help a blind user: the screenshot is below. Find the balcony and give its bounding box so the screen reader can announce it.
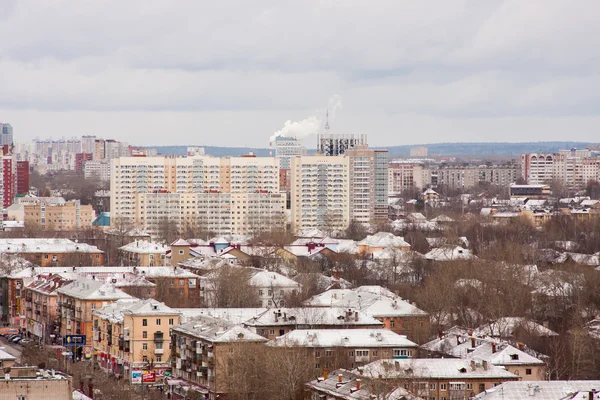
[154,332,164,343]
[154,348,164,355]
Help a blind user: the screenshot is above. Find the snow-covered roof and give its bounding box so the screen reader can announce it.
[566,252,600,266]
[0,348,16,362]
[336,239,359,254]
[244,307,383,328]
[358,358,518,380]
[291,237,339,246]
[358,232,410,248]
[248,269,302,289]
[474,317,558,338]
[173,308,267,324]
[207,234,251,245]
[297,228,326,239]
[372,248,423,262]
[173,315,267,343]
[425,246,475,261]
[119,240,169,254]
[0,238,102,254]
[8,266,198,280]
[270,329,417,348]
[580,199,599,207]
[407,213,427,221]
[473,381,600,400]
[304,286,428,318]
[293,273,352,291]
[171,238,191,246]
[57,278,134,300]
[282,245,331,257]
[430,214,454,223]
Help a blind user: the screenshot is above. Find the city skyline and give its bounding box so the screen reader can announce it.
[1,1,600,146]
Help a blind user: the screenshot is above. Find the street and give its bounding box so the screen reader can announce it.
[0,336,23,363]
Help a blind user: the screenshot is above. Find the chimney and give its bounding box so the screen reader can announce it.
[356,379,361,390]
[491,342,497,353]
[323,368,328,380]
[338,374,343,383]
[482,360,488,370]
[528,385,535,396]
[355,311,359,322]
[283,312,287,322]
[589,390,596,400]
[358,367,363,376]
[518,341,524,351]
[470,360,476,371]
[274,311,278,323]
[438,331,443,340]
[471,337,476,348]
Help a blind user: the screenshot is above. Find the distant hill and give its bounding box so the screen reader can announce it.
[149,142,600,158]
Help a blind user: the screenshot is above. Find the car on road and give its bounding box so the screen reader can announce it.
[10,336,22,343]
[12,337,23,344]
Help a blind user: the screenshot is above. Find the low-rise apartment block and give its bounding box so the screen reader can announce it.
[170,316,268,398]
[270,328,418,372]
[23,197,95,231]
[0,367,72,400]
[358,358,520,399]
[57,278,133,357]
[92,299,181,379]
[0,238,103,266]
[119,240,169,266]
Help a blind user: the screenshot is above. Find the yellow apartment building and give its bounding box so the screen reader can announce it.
[92,299,181,380]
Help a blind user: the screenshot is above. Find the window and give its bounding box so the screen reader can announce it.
[91,303,96,310]
[315,363,320,369]
[156,319,161,326]
[142,343,148,350]
[156,356,162,362]
[325,350,333,357]
[348,351,354,356]
[526,368,532,375]
[179,279,184,286]
[179,250,184,255]
[356,350,369,357]
[467,383,473,390]
[169,318,174,325]
[143,331,148,339]
[142,319,148,326]
[269,329,275,335]
[479,384,485,392]
[393,349,412,357]
[143,356,148,363]
[430,383,436,390]
[315,351,321,358]
[390,320,395,328]
[259,290,264,296]
[440,384,447,391]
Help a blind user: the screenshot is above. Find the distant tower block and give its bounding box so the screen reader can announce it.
[410,146,428,157]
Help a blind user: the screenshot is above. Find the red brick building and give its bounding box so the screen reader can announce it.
[16,161,29,196]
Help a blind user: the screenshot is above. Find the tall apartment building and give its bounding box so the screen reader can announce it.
[389,162,520,193]
[23,198,95,231]
[274,136,307,170]
[75,153,93,172]
[388,162,426,194]
[84,160,111,181]
[521,149,600,188]
[346,146,388,223]
[0,123,13,146]
[317,133,368,156]
[16,160,29,196]
[111,155,285,236]
[290,155,350,233]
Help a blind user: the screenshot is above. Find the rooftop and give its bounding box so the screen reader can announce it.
[57,278,134,300]
[119,240,169,254]
[357,358,519,380]
[244,307,383,328]
[473,381,600,400]
[358,232,411,248]
[0,238,102,254]
[173,315,267,343]
[269,329,418,348]
[93,299,180,323]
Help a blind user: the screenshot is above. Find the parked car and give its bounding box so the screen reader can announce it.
[19,339,32,345]
[12,337,23,344]
[10,336,22,343]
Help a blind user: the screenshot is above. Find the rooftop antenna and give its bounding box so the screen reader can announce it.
[324,109,330,132]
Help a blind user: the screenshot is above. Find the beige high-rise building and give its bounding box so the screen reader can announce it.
[111,155,284,236]
[290,155,350,233]
[346,146,388,223]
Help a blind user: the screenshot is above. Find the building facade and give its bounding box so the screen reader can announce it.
[317,133,368,156]
[24,198,95,231]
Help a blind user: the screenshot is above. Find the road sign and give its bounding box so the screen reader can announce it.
[64,335,86,347]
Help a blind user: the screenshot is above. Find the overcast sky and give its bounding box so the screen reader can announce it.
[1,0,599,147]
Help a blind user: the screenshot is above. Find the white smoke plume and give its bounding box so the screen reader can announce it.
[269,95,343,145]
[270,116,321,144]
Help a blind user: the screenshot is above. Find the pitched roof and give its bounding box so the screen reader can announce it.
[358,358,519,380]
[425,246,475,261]
[171,238,191,246]
[244,307,383,328]
[56,278,134,300]
[473,381,600,400]
[173,315,267,343]
[0,238,102,254]
[119,240,169,254]
[358,232,411,248]
[270,329,418,348]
